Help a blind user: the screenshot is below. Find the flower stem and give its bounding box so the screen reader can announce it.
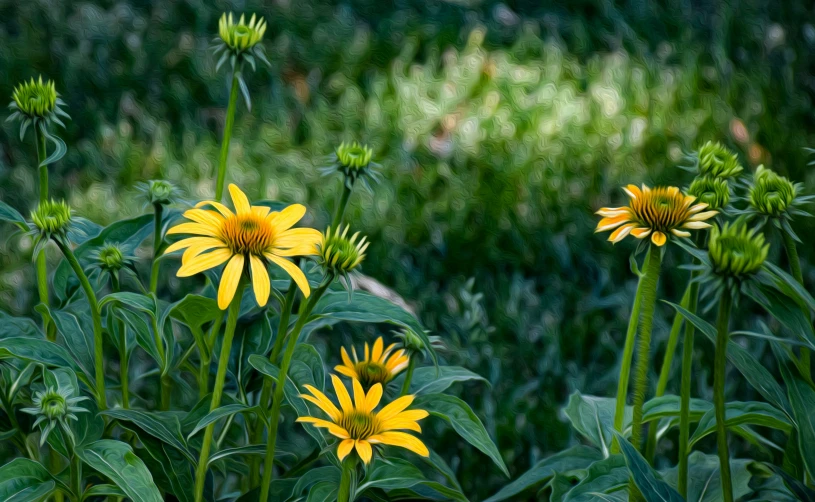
[781,230,811,382]
[110,271,129,409]
[34,126,56,342]
[713,289,734,502]
[332,182,354,230]
[199,314,223,399]
[70,451,82,501]
[215,71,240,202]
[677,278,700,497]
[194,283,244,502]
[258,277,333,502]
[149,203,164,294]
[56,238,107,410]
[611,248,648,454]
[151,314,170,411]
[338,455,358,502]
[400,356,417,396]
[645,284,692,462]
[629,243,663,452]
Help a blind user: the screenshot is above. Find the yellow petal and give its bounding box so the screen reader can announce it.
[689,211,718,221]
[337,439,355,461]
[389,409,429,422]
[167,222,219,237]
[683,221,712,230]
[651,231,667,246]
[177,248,233,277]
[266,254,310,298]
[182,241,228,265]
[296,417,350,439]
[301,385,341,421]
[364,383,383,413]
[252,205,270,219]
[196,200,235,218]
[671,229,691,238]
[164,236,220,255]
[183,208,224,228]
[595,207,630,217]
[630,227,652,239]
[608,223,636,244]
[371,337,384,362]
[334,365,358,379]
[352,378,366,410]
[228,184,251,215]
[269,204,307,233]
[218,254,245,310]
[379,418,422,433]
[341,347,354,368]
[377,395,414,421]
[249,255,270,307]
[332,374,353,414]
[595,214,631,233]
[367,431,429,457]
[623,184,642,199]
[355,440,373,464]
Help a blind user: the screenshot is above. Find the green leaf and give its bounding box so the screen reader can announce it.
[642,395,711,424]
[102,409,195,464]
[291,467,342,500]
[689,401,792,447]
[661,452,753,502]
[206,444,297,466]
[37,125,67,167]
[563,392,627,454]
[414,393,509,477]
[99,292,158,319]
[357,458,431,492]
[117,309,161,364]
[48,309,95,385]
[0,337,87,387]
[81,484,126,498]
[135,432,195,502]
[0,200,28,232]
[761,263,815,313]
[779,361,815,480]
[187,404,252,440]
[0,310,42,338]
[745,283,815,350]
[0,458,55,502]
[614,432,683,502]
[563,455,628,502]
[392,366,488,396]
[76,440,162,502]
[291,343,325,391]
[484,446,602,502]
[305,481,338,502]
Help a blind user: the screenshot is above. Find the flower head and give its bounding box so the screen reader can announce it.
[335,337,410,388]
[748,165,799,218]
[688,176,731,212]
[164,184,321,309]
[137,179,180,207]
[212,13,271,73]
[21,385,89,446]
[316,225,368,276]
[595,185,717,246]
[7,76,70,140]
[31,199,72,237]
[93,242,131,272]
[320,142,382,192]
[697,141,743,179]
[297,375,429,464]
[708,220,769,279]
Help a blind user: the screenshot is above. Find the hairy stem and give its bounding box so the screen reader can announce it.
[194,284,244,502]
[215,71,240,202]
[713,289,734,502]
[149,203,164,294]
[400,356,417,397]
[259,277,333,502]
[56,239,107,409]
[337,455,358,502]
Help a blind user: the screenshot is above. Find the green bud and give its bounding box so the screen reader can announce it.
[219,12,266,52]
[137,179,178,206]
[11,76,57,119]
[317,225,368,275]
[336,142,373,170]
[697,141,743,179]
[688,176,730,211]
[97,243,125,271]
[394,328,425,355]
[21,385,89,446]
[708,220,768,278]
[31,200,72,236]
[320,142,382,191]
[748,165,797,217]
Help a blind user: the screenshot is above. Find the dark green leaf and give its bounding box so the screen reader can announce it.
[563,392,627,454]
[0,310,42,338]
[0,200,28,232]
[0,337,88,388]
[563,455,628,502]
[661,452,753,502]
[76,439,162,502]
[689,401,791,447]
[136,432,195,502]
[0,458,55,502]
[642,395,711,424]
[779,361,815,480]
[392,366,488,396]
[49,309,95,385]
[187,404,252,440]
[614,432,683,502]
[102,409,195,464]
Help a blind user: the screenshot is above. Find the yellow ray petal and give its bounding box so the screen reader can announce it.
[377,395,414,421]
[367,431,429,457]
[301,385,341,421]
[249,255,270,307]
[379,418,422,433]
[689,210,718,221]
[295,417,350,439]
[608,223,636,244]
[269,204,306,233]
[371,337,384,362]
[273,227,323,250]
[671,229,691,238]
[218,254,245,310]
[355,439,373,464]
[167,222,219,237]
[389,409,429,422]
[595,207,630,217]
[334,365,358,379]
[651,231,667,246]
[630,227,652,239]
[381,343,398,361]
[341,347,354,368]
[183,208,225,228]
[683,221,712,230]
[337,439,355,461]
[182,240,228,265]
[352,378,366,410]
[595,214,631,233]
[196,200,234,218]
[364,383,383,413]
[177,248,233,277]
[252,205,271,219]
[164,236,221,255]
[364,342,370,362]
[623,184,642,199]
[300,396,341,423]
[266,254,310,298]
[331,374,353,414]
[228,184,251,215]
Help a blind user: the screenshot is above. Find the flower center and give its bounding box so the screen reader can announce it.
[631,188,691,232]
[339,411,379,440]
[221,214,275,256]
[355,361,391,387]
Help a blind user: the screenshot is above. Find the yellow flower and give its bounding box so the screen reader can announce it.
[335,337,410,388]
[165,184,321,309]
[595,184,717,246]
[297,375,430,464]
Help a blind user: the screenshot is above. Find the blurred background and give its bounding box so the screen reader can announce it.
[2,0,815,498]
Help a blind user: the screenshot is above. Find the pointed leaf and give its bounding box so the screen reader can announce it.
[614,432,683,502]
[76,440,162,502]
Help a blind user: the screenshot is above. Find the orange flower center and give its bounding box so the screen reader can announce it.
[630,188,693,232]
[354,361,392,387]
[339,411,379,440]
[220,213,275,255]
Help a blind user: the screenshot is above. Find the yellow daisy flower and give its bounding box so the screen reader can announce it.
[595,184,717,246]
[335,336,410,388]
[297,375,430,464]
[164,184,321,309]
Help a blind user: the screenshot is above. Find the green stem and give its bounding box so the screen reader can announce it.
[69,433,82,502]
[56,238,107,410]
[781,230,811,382]
[193,283,244,502]
[332,182,354,230]
[713,289,734,502]
[149,204,164,294]
[611,248,648,454]
[337,455,358,502]
[199,315,223,399]
[110,272,129,409]
[250,280,296,488]
[677,278,700,497]
[629,244,663,452]
[258,277,333,502]
[215,71,240,202]
[151,315,170,411]
[35,125,48,204]
[400,356,417,397]
[645,284,692,462]
[34,126,56,342]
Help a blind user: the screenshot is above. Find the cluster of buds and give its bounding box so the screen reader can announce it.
[213,12,271,73]
[320,142,383,193]
[21,385,89,446]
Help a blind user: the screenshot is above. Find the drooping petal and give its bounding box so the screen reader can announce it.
[608,223,636,243]
[595,214,631,232]
[595,207,630,218]
[651,231,667,246]
[671,229,691,238]
[249,254,270,307]
[265,254,311,298]
[228,184,251,215]
[379,418,422,433]
[337,439,355,461]
[269,204,306,233]
[273,228,323,250]
[355,440,373,464]
[683,221,713,230]
[182,240,228,265]
[630,227,652,239]
[218,254,245,309]
[177,248,232,277]
[331,374,353,414]
[688,210,718,221]
[389,409,429,422]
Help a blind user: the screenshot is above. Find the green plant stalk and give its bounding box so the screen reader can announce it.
[250,280,296,488]
[611,248,648,454]
[259,276,334,502]
[713,289,734,502]
[399,356,417,396]
[110,271,129,409]
[645,284,692,462]
[70,450,82,502]
[629,244,663,452]
[338,455,358,502]
[332,182,354,230]
[781,230,811,382]
[34,127,56,342]
[56,238,107,410]
[149,203,164,294]
[215,71,240,202]
[194,283,244,502]
[677,278,700,496]
[151,315,170,411]
[199,314,223,399]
